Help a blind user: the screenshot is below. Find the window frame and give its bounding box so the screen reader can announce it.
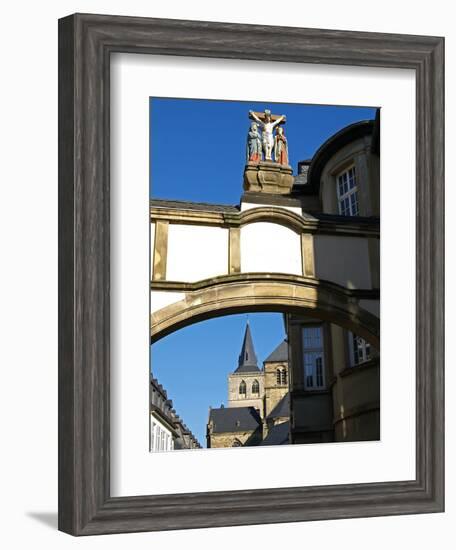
[302,325,326,390]
[336,164,359,216]
[348,331,372,367]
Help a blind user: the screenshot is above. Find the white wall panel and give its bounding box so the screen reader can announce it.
[166,224,229,282]
[150,290,185,314]
[240,222,302,275]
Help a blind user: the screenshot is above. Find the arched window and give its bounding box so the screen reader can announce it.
[281,369,287,385]
[276,368,282,384]
[239,380,247,397]
[252,379,260,395]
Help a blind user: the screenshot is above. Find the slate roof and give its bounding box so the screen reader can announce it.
[306,120,375,193]
[260,421,290,446]
[267,393,290,420]
[234,323,261,373]
[208,406,262,434]
[294,159,311,186]
[264,339,288,363]
[150,198,239,213]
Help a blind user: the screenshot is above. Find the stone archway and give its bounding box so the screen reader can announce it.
[151,273,379,347]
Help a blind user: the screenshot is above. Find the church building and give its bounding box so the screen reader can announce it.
[206,323,290,448]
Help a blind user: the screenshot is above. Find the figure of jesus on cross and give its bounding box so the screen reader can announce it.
[249,109,286,161]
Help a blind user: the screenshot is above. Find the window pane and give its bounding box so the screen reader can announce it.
[304,349,325,389]
[348,167,356,188]
[303,326,322,349]
[350,332,372,365]
[337,166,358,216]
[303,328,312,349]
[338,179,344,197]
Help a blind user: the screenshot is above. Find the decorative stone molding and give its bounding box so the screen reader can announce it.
[228,227,241,274]
[151,203,380,238]
[332,400,380,425]
[243,161,294,194]
[301,233,316,277]
[150,273,380,348]
[152,221,168,281]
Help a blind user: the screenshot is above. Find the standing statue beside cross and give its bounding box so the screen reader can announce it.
[246,109,289,164]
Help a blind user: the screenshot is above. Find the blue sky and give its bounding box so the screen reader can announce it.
[151,313,286,445]
[150,98,377,447]
[150,97,377,204]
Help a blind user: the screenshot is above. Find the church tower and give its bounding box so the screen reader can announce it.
[227,323,265,417]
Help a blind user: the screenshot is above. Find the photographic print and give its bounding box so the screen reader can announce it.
[149,98,380,452]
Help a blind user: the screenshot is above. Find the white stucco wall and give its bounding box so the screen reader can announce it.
[240,222,302,275]
[314,235,371,289]
[150,290,185,315]
[166,224,229,282]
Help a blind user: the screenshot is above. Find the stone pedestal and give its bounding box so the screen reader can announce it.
[243,161,294,195]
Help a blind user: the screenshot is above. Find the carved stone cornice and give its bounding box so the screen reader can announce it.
[150,204,380,238]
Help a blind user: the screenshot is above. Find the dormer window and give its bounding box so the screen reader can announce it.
[336,165,359,216]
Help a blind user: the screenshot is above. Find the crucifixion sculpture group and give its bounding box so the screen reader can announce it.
[246,109,289,165]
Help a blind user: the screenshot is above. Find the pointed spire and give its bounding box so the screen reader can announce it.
[235,322,260,373]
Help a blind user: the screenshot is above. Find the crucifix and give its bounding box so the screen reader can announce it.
[249,109,286,161]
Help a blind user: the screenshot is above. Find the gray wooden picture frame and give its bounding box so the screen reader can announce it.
[58,13,444,536]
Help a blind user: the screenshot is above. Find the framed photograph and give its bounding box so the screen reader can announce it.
[58,13,444,535]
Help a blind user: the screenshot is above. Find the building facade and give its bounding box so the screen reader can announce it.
[287,112,380,444]
[150,377,201,452]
